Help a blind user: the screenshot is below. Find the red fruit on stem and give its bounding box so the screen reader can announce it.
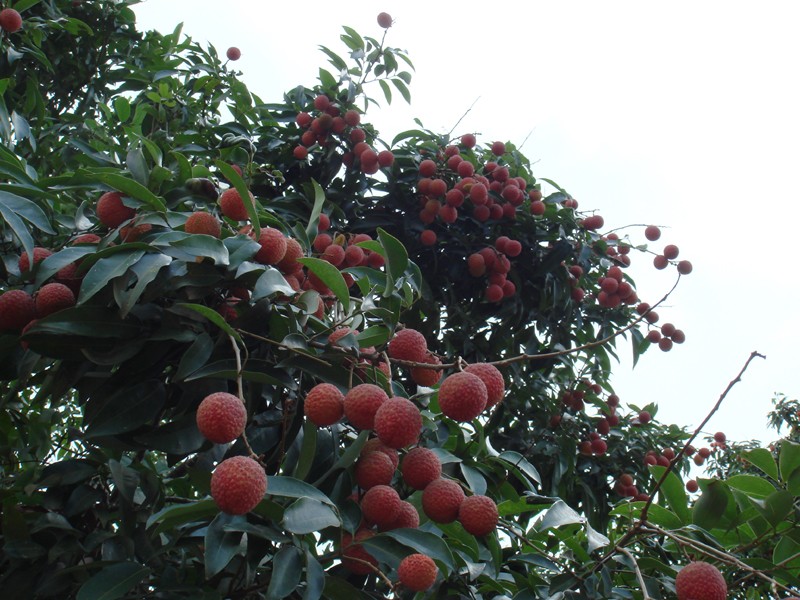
[210,456,267,515]
[196,392,247,444]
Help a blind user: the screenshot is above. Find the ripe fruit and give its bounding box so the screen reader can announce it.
[377,12,393,28]
[97,191,136,228]
[210,455,267,515]
[420,229,436,246]
[341,528,378,574]
[226,47,241,61]
[354,450,395,489]
[254,227,287,265]
[18,247,52,274]
[463,363,504,408]
[438,371,488,421]
[361,438,399,469]
[196,392,247,444]
[686,479,699,493]
[374,397,423,448]
[304,383,344,427]
[638,410,652,424]
[35,283,76,317]
[653,254,668,270]
[387,328,428,362]
[184,211,221,237]
[644,225,661,241]
[714,431,726,443]
[422,477,465,523]
[0,290,36,331]
[490,141,506,156]
[401,447,442,490]
[383,500,420,530]
[675,561,727,600]
[293,145,308,160]
[458,494,498,536]
[677,260,693,275]
[344,383,389,430]
[361,484,401,528]
[410,352,442,387]
[397,553,438,592]
[663,244,680,260]
[0,9,22,33]
[219,188,254,221]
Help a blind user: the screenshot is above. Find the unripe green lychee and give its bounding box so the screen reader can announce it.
[437,371,487,421]
[422,478,465,523]
[196,392,247,444]
[210,455,267,515]
[458,494,498,536]
[374,397,422,449]
[397,553,438,592]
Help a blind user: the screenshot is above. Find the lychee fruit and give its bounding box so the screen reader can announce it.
[437,371,488,421]
[196,391,247,444]
[387,328,428,362]
[377,12,393,28]
[401,447,442,490]
[458,494,498,536]
[361,438,399,469]
[675,561,727,600]
[382,500,420,531]
[354,450,396,490]
[645,225,661,241]
[277,237,304,272]
[210,455,267,515]
[18,247,53,274]
[185,211,221,237]
[397,553,438,592]
[97,191,135,228]
[35,283,76,317]
[360,484,401,528]
[341,528,378,575]
[0,9,22,33]
[0,289,36,331]
[218,188,254,221]
[374,397,422,449]
[344,383,389,430]
[254,227,287,265]
[303,383,344,427]
[226,47,241,61]
[422,477,465,523]
[463,363,504,408]
[410,352,442,387]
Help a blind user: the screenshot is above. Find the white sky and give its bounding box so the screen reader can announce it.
[134,1,800,445]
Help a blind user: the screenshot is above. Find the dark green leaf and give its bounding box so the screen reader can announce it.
[79,250,146,303]
[380,528,455,573]
[726,474,776,500]
[146,499,218,534]
[539,500,583,530]
[647,465,690,524]
[174,302,242,343]
[267,546,303,600]
[692,480,729,530]
[282,498,340,534]
[780,441,800,482]
[205,513,245,578]
[85,380,165,438]
[268,476,336,506]
[76,561,150,600]
[94,173,166,212]
[253,267,296,300]
[297,257,349,312]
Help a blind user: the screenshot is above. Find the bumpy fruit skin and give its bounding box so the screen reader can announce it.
[210,455,267,515]
[410,353,442,387]
[361,438,399,469]
[35,283,76,317]
[97,191,135,228]
[341,528,378,574]
[0,290,36,331]
[344,383,389,430]
[354,450,395,490]
[437,371,488,421]
[401,447,441,490]
[218,188,253,221]
[254,227,287,265]
[196,392,247,444]
[382,500,420,531]
[463,363,505,407]
[458,495,498,536]
[374,397,422,449]
[18,247,53,274]
[0,9,22,33]
[422,478,465,523]
[185,211,221,237]
[387,328,428,362]
[226,46,241,61]
[675,561,727,600]
[360,484,401,528]
[304,383,344,427]
[397,553,438,592]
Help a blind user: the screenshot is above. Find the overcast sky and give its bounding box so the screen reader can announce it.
[134,1,800,446]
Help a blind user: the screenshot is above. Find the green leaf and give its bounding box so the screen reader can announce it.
[293,421,317,481]
[304,551,325,600]
[114,96,131,123]
[726,474,776,500]
[267,546,303,600]
[168,234,229,265]
[743,447,779,480]
[0,196,34,266]
[252,267,296,300]
[376,227,407,293]
[0,190,54,234]
[94,173,166,212]
[356,325,390,348]
[267,476,336,506]
[205,513,245,578]
[282,498,340,534]
[115,252,172,317]
[318,68,338,89]
[647,465,690,524]
[84,380,166,438]
[305,179,327,240]
[126,147,149,187]
[780,441,800,482]
[755,490,794,527]
[174,302,242,344]
[496,451,542,485]
[175,332,215,381]
[216,160,259,239]
[539,500,583,530]
[391,78,411,104]
[692,479,729,530]
[610,502,684,530]
[380,529,455,573]
[76,561,150,600]
[79,250,146,303]
[297,257,350,312]
[146,499,218,534]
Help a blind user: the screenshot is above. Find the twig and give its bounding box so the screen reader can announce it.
[229,334,259,464]
[447,97,481,138]
[617,546,652,600]
[237,329,332,367]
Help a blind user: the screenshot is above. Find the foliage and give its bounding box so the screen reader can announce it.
[0,2,797,599]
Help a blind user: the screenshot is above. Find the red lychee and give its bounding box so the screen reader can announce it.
[382,500,420,531]
[645,225,661,241]
[0,290,36,331]
[210,455,267,515]
[218,188,253,221]
[355,450,396,490]
[387,328,428,363]
[18,247,53,274]
[35,283,76,317]
[97,191,135,228]
[254,227,287,265]
[437,371,488,421]
[304,383,344,427]
[401,447,441,490]
[374,397,422,449]
[185,211,221,237]
[361,438,400,469]
[397,553,438,592]
[226,47,241,61]
[341,528,378,575]
[377,12,393,28]
[410,352,442,387]
[196,392,247,444]
[0,9,22,33]
[675,561,727,600]
[463,363,504,408]
[422,477,465,523]
[458,494,498,536]
[361,484,401,528]
[344,383,389,430]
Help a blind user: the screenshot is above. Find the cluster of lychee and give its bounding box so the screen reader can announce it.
[644,225,693,275]
[553,383,624,457]
[465,236,520,302]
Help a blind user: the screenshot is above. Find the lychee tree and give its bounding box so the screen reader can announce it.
[0,2,798,599]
